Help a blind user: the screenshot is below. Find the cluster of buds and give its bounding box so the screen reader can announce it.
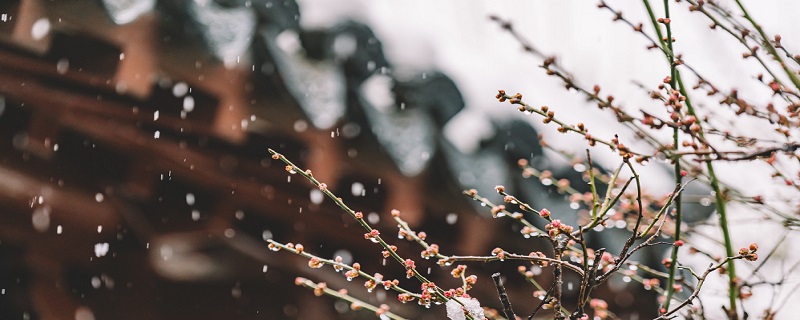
[397,227,427,241]
[682,117,702,135]
[543,56,556,68]
[687,0,706,11]
[491,247,506,260]
[592,85,601,97]
[374,304,391,317]
[364,229,380,243]
[584,132,596,146]
[725,94,759,118]
[591,251,615,272]
[382,245,397,258]
[333,256,344,272]
[610,135,633,159]
[742,45,760,59]
[520,226,540,238]
[421,244,440,259]
[509,92,523,104]
[542,108,555,124]
[313,282,327,296]
[495,90,507,102]
[383,279,399,290]
[465,275,478,288]
[739,243,759,261]
[397,293,415,303]
[418,282,438,307]
[450,265,467,278]
[404,259,417,279]
[539,208,551,218]
[642,278,660,290]
[545,219,574,238]
[597,93,614,109]
[308,257,323,269]
[437,257,455,267]
[610,10,623,22]
[494,90,523,104]
[344,263,360,280]
[786,102,800,117]
[541,297,559,310]
[397,228,411,240]
[490,205,506,217]
[538,169,554,182]
[589,299,609,319]
[681,114,697,126]
[443,287,468,298]
[641,113,664,129]
[364,273,383,292]
[528,251,549,267]
[521,167,537,178]
[515,158,530,169]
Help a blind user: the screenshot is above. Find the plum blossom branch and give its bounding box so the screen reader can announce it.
[267,240,417,297]
[294,277,407,320]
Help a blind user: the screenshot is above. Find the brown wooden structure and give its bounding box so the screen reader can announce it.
[0,1,660,319]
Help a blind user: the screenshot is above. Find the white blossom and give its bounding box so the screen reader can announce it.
[445,297,484,320]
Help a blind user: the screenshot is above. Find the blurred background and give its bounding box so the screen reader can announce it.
[0,0,798,319]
